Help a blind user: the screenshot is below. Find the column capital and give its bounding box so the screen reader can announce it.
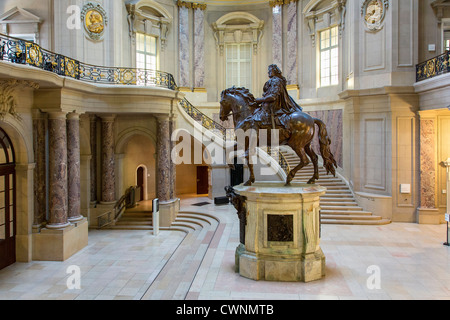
[155,114,171,122]
[99,114,116,122]
[67,112,80,121]
[47,111,68,120]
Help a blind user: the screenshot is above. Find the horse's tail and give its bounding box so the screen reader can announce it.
[314,119,337,177]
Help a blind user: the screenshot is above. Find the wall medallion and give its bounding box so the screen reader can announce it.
[81,2,108,41]
[361,0,389,31]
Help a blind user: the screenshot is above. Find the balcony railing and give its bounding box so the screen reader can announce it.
[0,33,177,90]
[416,51,450,82]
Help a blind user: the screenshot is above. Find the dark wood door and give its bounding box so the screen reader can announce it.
[137,167,144,201]
[0,167,15,271]
[197,166,209,195]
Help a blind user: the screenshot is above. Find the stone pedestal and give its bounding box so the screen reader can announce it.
[232,182,327,283]
[32,218,89,261]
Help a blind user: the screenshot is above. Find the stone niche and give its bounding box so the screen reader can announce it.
[230,182,327,283]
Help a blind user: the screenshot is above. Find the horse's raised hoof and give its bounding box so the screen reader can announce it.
[244,181,253,187]
[307,179,316,185]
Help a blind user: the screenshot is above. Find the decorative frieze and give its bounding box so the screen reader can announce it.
[177,1,207,10]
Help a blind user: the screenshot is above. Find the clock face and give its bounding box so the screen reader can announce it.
[365,0,383,24]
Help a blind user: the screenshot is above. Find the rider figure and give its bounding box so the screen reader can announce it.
[254,64,303,129]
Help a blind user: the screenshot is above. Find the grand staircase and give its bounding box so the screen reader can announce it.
[280,148,391,226]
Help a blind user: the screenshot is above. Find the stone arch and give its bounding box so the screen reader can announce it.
[115,127,157,154]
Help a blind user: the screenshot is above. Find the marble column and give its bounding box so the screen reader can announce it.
[90,115,97,204]
[286,0,298,85]
[179,5,190,88]
[170,115,177,200]
[157,115,171,202]
[194,7,205,88]
[32,110,46,228]
[67,112,83,222]
[272,5,283,68]
[101,115,116,204]
[47,112,70,229]
[419,118,436,209]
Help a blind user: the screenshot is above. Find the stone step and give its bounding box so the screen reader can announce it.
[321,215,382,221]
[320,201,359,206]
[321,206,363,211]
[321,210,373,216]
[321,219,391,226]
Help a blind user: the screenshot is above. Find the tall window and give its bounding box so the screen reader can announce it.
[320,26,339,87]
[136,33,157,70]
[445,30,450,51]
[226,43,252,90]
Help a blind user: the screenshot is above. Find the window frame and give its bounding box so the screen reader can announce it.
[319,26,339,88]
[225,43,253,90]
[135,32,158,71]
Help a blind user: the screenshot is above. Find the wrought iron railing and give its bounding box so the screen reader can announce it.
[416,51,450,82]
[179,97,236,141]
[0,33,177,89]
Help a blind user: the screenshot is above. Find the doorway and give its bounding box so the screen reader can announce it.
[137,166,145,202]
[197,166,209,195]
[0,128,16,271]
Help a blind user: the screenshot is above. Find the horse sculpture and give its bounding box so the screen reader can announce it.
[220,86,337,186]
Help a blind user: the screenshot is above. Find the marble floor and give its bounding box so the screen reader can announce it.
[0,196,449,300]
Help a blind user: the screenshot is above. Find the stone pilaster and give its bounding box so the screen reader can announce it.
[90,115,97,204]
[47,112,70,229]
[67,112,83,222]
[32,110,46,228]
[101,115,116,204]
[272,5,282,68]
[286,0,298,85]
[178,5,190,88]
[194,7,205,88]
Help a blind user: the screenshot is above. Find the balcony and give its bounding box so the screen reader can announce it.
[416,51,450,82]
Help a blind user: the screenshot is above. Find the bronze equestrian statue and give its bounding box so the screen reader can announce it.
[220,64,337,186]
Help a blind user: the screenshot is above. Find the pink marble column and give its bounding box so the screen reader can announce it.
[101,115,116,204]
[170,115,177,200]
[90,115,97,204]
[67,112,83,222]
[157,115,171,202]
[47,112,70,229]
[32,110,47,228]
[419,119,437,209]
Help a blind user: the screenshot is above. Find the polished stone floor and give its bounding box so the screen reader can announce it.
[0,196,449,300]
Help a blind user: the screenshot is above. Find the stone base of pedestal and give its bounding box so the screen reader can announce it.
[160,198,180,228]
[417,207,444,225]
[236,244,326,282]
[231,182,327,283]
[32,218,88,261]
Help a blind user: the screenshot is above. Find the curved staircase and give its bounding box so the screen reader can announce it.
[281,149,391,226]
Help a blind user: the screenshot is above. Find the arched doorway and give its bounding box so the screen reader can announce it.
[0,128,16,270]
[136,165,146,201]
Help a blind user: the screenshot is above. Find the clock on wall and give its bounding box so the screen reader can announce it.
[361,0,389,31]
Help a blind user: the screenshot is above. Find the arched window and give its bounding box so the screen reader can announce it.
[212,12,264,96]
[0,127,16,270]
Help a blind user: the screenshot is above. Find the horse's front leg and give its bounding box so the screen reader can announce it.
[244,163,255,186]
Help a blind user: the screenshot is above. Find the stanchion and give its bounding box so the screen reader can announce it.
[153,198,160,236]
[445,214,449,247]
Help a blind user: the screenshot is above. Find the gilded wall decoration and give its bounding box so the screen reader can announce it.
[361,0,389,31]
[81,2,108,41]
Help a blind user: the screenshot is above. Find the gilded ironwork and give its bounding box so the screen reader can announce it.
[0,33,176,90]
[416,51,450,82]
